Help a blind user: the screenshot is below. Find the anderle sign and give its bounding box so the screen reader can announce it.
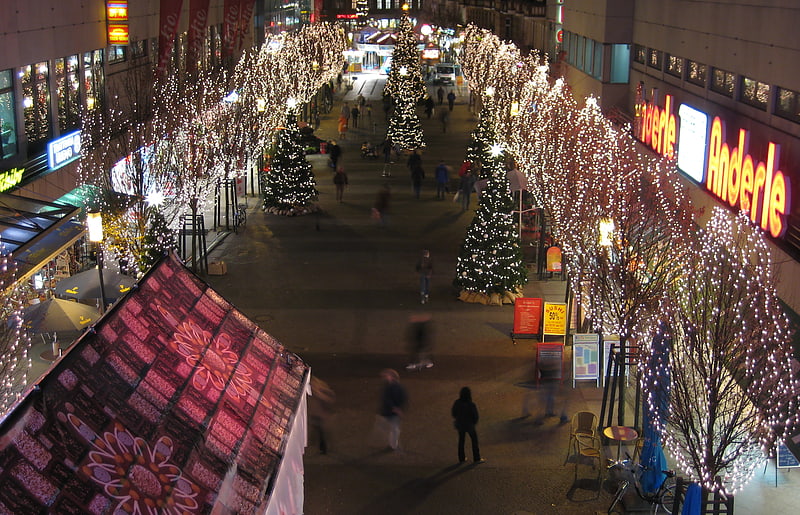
[634,89,792,239]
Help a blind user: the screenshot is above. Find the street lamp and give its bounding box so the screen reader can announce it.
[598,218,615,247]
[86,210,107,313]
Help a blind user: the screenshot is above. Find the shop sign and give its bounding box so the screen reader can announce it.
[106,2,129,45]
[0,168,24,193]
[543,301,568,336]
[47,130,81,170]
[676,105,792,239]
[512,297,542,336]
[634,92,676,159]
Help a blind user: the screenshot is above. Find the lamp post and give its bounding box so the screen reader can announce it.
[86,211,107,314]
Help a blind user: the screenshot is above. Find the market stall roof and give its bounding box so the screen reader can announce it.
[0,253,309,513]
[0,193,84,282]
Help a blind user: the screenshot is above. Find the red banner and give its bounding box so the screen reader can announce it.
[237,0,256,51]
[157,0,184,75]
[187,0,210,74]
[222,0,241,57]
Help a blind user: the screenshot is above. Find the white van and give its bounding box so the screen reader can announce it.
[434,63,458,85]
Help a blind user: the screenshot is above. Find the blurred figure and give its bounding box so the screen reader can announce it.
[373,183,391,225]
[538,354,568,424]
[309,376,336,454]
[406,312,433,370]
[337,115,348,140]
[452,387,484,464]
[435,161,450,200]
[333,166,348,202]
[416,249,433,303]
[377,369,408,450]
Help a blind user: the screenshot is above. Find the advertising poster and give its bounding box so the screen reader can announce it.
[572,333,600,387]
[536,342,564,386]
[512,297,542,337]
[543,301,567,336]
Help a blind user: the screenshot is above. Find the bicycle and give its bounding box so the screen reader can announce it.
[607,457,676,514]
[233,203,247,233]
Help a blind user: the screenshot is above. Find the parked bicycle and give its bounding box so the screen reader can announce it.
[607,457,676,514]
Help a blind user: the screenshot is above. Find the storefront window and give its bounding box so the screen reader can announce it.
[108,45,127,64]
[610,44,630,84]
[686,60,707,87]
[19,62,52,154]
[0,69,17,159]
[648,49,663,70]
[84,49,105,111]
[666,54,684,78]
[775,86,800,123]
[633,44,646,65]
[740,76,769,110]
[711,67,735,97]
[55,55,81,133]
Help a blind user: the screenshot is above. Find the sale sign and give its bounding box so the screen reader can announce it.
[543,302,568,336]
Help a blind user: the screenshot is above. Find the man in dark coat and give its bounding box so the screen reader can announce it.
[379,369,408,450]
[452,386,484,463]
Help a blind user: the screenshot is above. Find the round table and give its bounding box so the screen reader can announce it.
[603,425,639,464]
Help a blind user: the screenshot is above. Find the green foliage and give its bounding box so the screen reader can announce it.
[262,114,318,210]
[384,14,426,151]
[453,148,528,295]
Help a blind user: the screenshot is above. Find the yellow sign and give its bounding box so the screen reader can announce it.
[0,168,24,192]
[543,301,568,336]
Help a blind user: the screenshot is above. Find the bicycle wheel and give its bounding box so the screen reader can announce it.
[656,482,676,514]
[608,480,628,514]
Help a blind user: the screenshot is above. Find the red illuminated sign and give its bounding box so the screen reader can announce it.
[706,117,791,238]
[336,14,358,19]
[107,24,129,45]
[636,94,676,159]
[106,1,128,21]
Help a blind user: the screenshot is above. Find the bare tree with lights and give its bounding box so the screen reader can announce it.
[80,52,179,275]
[655,208,800,496]
[0,255,30,414]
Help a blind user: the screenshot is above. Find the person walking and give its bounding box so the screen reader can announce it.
[458,169,477,211]
[408,150,424,199]
[337,115,348,140]
[373,183,391,225]
[351,105,360,128]
[439,109,450,133]
[341,102,351,121]
[309,376,336,454]
[416,249,433,303]
[328,140,342,169]
[378,369,408,451]
[424,96,435,119]
[333,166,348,202]
[447,90,456,111]
[405,312,433,369]
[434,160,450,200]
[437,86,445,105]
[452,386,484,464]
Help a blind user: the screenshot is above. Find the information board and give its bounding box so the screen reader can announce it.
[536,343,564,386]
[572,333,600,387]
[543,302,568,336]
[512,297,543,337]
[777,441,800,469]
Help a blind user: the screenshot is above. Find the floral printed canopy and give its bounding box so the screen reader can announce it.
[0,253,309,514]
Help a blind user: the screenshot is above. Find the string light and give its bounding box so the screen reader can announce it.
[460,23,800,495]
[384,12,426,151]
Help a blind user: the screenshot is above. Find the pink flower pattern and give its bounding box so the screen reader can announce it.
[170,321,253,398]
[68,414,201,514]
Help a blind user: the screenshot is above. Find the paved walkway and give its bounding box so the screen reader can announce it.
[28,72,799,514]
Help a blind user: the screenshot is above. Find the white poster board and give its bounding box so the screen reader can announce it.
[572,333,600,387]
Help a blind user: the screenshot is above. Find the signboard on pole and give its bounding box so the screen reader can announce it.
[543,302,567,336]
[536,342,564,386]
[511,298,542,342]
[572,333,600,387]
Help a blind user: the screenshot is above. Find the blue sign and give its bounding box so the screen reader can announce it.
[47,130,81,170]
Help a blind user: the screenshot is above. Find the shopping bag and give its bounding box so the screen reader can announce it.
[453,191,461,203]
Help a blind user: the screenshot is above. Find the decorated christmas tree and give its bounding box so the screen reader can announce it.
[261,114,319,214]
[453,142,528,304]
[383,11,426,151]
[465,109,494,171]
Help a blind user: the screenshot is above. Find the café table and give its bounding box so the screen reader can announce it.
[603,425,639,465]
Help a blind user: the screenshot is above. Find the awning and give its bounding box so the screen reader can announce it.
[0,193,84,282]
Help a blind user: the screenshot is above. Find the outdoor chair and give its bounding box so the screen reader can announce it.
[565,411,598,464]
[574,434,604,482]
[632,435,645,464]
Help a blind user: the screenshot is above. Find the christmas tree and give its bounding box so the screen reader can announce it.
[383,12,426,151]
[453,142,528,304]
[261,114,319,214]
[465,109,494,170]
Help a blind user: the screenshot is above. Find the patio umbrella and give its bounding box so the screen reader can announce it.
[54,268,135,300]
[20,298,100,334]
